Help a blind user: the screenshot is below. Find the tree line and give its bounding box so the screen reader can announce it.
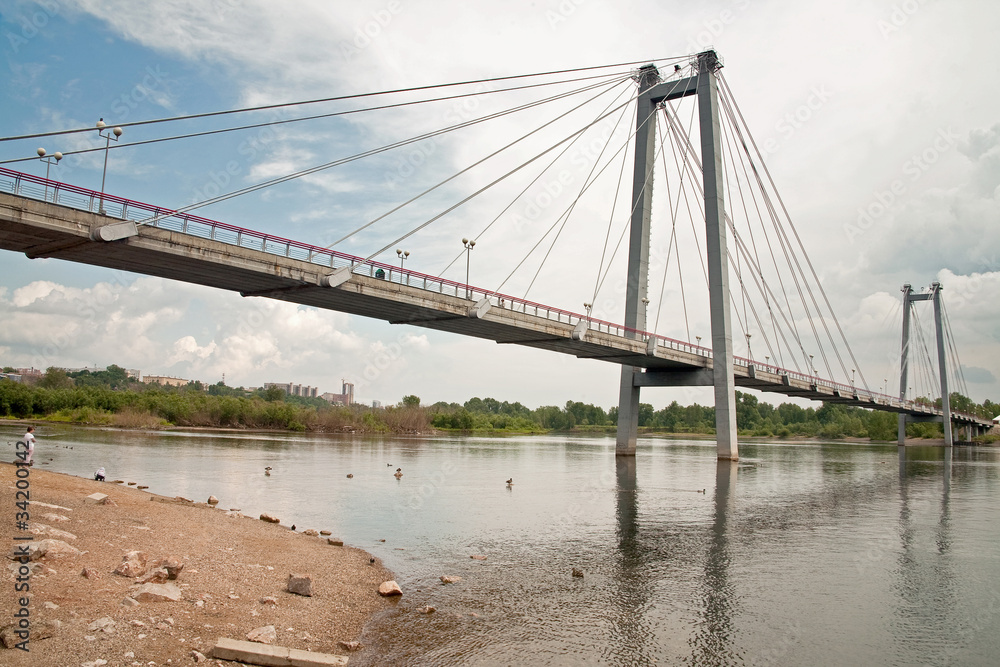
[0,365,996,441]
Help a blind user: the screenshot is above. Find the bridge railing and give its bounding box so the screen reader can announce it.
[0,168,990,424]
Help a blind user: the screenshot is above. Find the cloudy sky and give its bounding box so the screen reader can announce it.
[1,0,998,409]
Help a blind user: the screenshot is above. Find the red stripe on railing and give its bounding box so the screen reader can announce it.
[0,169,988,423]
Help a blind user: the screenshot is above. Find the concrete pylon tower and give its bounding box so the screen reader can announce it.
[614,51,738,461]
[897,282,953,446]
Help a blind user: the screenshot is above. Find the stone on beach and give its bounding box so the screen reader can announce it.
[9,539,81,561]
[246,624,277,644]
[302,528,319,536]
[572,568,584,578]
[137,567,170,584]
[87,616,116,633]
[470,554,487,561]
[327,538,344,547]
[339,640,363,651]
[41,512,70,523]
[287,573,313,597]
[440,575,462,584]
[259,513,281,524]
[378,580,403,597]
[28,522,77,540]
[207,495,220,505]
[152,556,185,579]
[84,492,108,503]
[132,582,183,602]
[80,567,101,579]
[417,605,436,614]
[113,550,148,577]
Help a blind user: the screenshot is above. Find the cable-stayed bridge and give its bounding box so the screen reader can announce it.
[0,52,991,459]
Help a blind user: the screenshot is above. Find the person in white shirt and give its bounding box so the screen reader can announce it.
[23,426,35,466]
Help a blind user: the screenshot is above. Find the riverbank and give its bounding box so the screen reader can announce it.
[0,463,395,665]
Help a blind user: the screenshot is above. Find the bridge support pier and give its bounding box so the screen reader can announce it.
[615,51,737,460]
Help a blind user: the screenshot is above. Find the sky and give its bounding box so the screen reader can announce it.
[1,0,998,410]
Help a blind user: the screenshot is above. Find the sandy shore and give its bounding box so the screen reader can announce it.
[0,463,395,666]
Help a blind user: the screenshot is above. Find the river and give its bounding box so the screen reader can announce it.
[5,423,999,666]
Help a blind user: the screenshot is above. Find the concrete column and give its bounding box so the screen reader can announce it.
[932,282,953,446]
[697,51,738,461]
[898,284,912,446]
[615,65,660,457]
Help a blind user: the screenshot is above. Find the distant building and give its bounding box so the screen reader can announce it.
[15,368,42,378]
[0,373,23,383]
[322,381,355,406]
[265,382,319,398]
[143,375,189,388]
[372,400,382,409]
[994,415,1000,425]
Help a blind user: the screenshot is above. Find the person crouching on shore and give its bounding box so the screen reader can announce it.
[95,467,106,482]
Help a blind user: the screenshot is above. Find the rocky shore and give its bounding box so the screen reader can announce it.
[1,463,395,666]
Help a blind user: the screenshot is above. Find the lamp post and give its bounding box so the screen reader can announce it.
[97,118,123,215]
[696,335,702,348]
[745,332,752,362]
[583,302,593,319]
[396,249,410,285]
[462,238,475,298]
[809,354,815,377]
[36,148,62,201]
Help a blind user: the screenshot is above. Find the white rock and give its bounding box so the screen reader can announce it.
[378,580,403,597]
[114,551,148,578]
[41,512,70,523]
[246,625,276,644]
[88,617,116,633]
[133,583,182,602]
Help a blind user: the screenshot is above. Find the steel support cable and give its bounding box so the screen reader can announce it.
[718,102,751,353]
[941,301,969,398]
[497,95,654,296]
[651,115,684,338]
[653,105,699,340]
[728,229,784,365]
[520,89,637,302]
[327,77,631,248]
[716,76,826,374]
[660,98,710,291]
[718,92,785,368]
[587,72,703,303]
[715,81,831,384]
[911,308,940,399]
[720,74,868,390]
[664,98,804,367]
[361,82,644,271]
[879,299,903,394]
[0,71,634,167]
[0,57,692,143]
[721,213,805,373]
[130,75,630,230]
[435,83,635,278]
[589,113,632,309]
[667,99,810,372]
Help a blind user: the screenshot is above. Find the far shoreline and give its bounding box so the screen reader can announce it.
[3,417,984,447]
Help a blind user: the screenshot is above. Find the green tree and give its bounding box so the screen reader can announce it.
[401,395,420,408]
[39,367,73,390]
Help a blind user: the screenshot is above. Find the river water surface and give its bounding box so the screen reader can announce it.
[5,424,999,666]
